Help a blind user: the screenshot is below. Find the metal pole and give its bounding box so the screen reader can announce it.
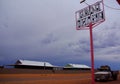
[44,62,46,70]
[89,23,95,84]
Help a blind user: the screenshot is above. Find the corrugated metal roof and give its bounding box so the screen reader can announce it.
[65,63,91,68]
[15,60,53,67]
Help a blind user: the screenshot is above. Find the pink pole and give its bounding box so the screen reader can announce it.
[89,23,95,84]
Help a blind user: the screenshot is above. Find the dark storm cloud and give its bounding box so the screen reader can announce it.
[0,0,120,68]
[94,24,120,48]
[40,33,58,45]
[69,40,90,53]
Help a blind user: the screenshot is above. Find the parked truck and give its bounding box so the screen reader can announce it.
[94,65,119,81]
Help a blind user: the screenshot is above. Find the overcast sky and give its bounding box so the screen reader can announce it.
[0,0,120,70]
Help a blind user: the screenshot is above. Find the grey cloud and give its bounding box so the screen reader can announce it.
[40,33,58,45]
[94,25,120,49]
[0,0,120,66]
[67,38,90,58]
[113,56,120,60]
[93,24,120,62]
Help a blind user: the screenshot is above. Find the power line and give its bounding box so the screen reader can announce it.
[103,3,120,10]
[81,0,120,11]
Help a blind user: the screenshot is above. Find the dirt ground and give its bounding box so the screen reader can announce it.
[0,72,120,84]
[0,73,91,84]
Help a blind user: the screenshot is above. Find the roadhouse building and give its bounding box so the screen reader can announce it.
[13,60,56,70]
[64,63,91,70]
[10,60,91,71]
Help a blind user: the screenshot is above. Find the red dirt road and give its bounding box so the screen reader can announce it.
[0,73,120,84]
[0,73,91,84]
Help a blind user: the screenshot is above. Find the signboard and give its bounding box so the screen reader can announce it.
[75,1,105,30]
[75,1,105,84]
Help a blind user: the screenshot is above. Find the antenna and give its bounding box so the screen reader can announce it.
[80,0,86,3]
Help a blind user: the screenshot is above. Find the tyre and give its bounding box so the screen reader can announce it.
[113,75,117,80]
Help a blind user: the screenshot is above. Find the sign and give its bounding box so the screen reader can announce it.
[75,1,105,30]
[75,1,105,84]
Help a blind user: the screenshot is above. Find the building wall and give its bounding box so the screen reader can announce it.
[0,68,91,74]
[14,65,54,70]
[14,65,91,71]
[63,68,91,70]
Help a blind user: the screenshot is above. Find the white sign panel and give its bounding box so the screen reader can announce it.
[75,1,105,30]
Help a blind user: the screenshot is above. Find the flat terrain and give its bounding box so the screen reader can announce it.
[0,73,120,84]
[0,73,91,84]
[0,69,120,84]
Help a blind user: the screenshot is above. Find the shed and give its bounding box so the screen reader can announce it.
[13,60,55,70]
[64,63,91,70]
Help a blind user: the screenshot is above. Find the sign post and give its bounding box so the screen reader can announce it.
[75,1,105,84]
[89,22,95,84]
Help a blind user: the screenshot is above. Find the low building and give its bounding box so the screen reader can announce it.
[0,65,4,69]
[64,63,91,70]
[13,60,56,70]
[9,60,91,71]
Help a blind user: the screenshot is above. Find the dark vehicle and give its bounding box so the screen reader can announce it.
[94,65,119,81]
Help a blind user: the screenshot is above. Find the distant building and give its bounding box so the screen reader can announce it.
[64,63,91,70]
[9,60,91,71]
[12,60,56,70]
[0,65,4,69]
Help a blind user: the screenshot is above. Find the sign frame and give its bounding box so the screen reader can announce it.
[75,1,105,30]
